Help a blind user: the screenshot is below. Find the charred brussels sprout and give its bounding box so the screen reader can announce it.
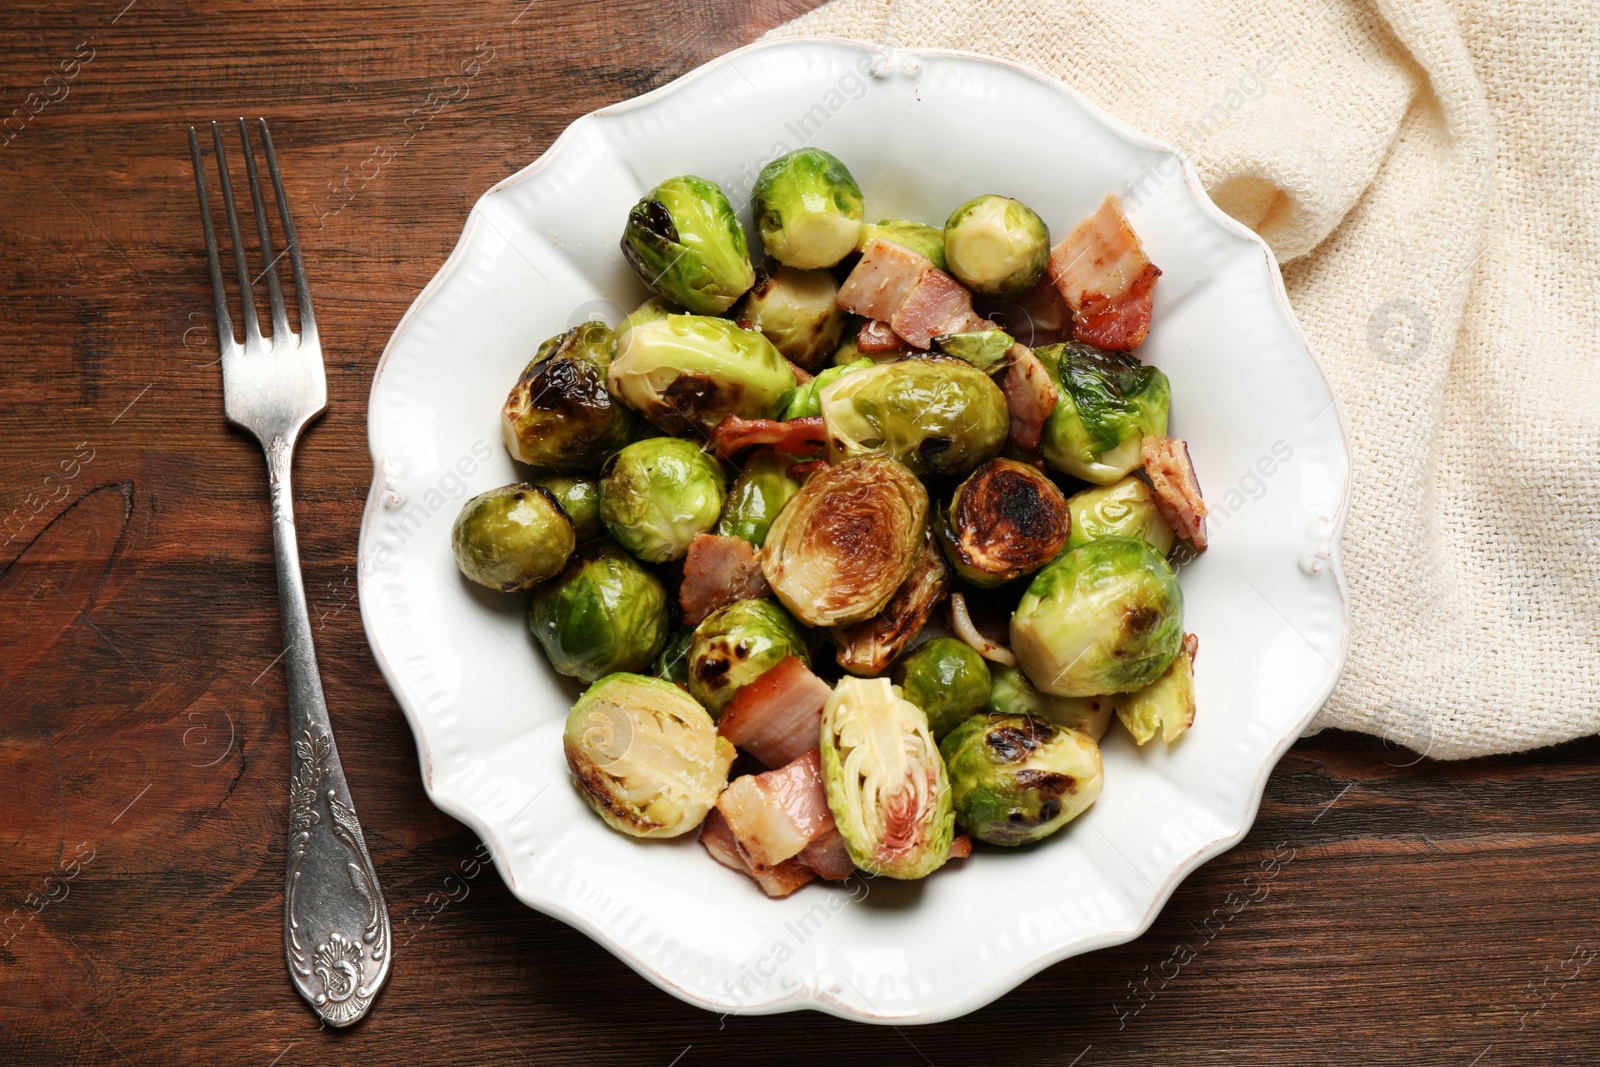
[450,483,575,592]
[986,663,1112,740]
[714,449,801,546]
[528,541,670,682]
[598,438,725,563]
[761,453,929,627]
[1010,536,1184,697]
[1066,475,1175,554]
[620,175,754,315]
[939,713,1103,845]
[820,677,955,878]
[893,637,992,739]
[751,148,865,270]
[563,673,734,838]
[607,314,798,436]
[933,328,1014,375]
[1113,634,1196,744]
[733,264,849,372]
[819,356,1008,478]
[1036,342,1169,484]
[501,322,637,472]
[943,195,1050,297]
[687,598,810,716]
[858,219,946,271]
[937,458,1071,587]
[782,356,872,420]
[652,627,695,687]
[535,475,603,542]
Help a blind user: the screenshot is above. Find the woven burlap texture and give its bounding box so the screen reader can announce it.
[767,0,1600,758]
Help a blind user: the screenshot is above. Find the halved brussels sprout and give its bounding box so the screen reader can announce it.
[985,663,1112,740]
[501,322,637,472]
[761,453,929,627]
[937,458,1071,588]
[1066,475,1175,554]
[714,449,801,546]
[832,531,950,676]
[450,483,575,592]
[893,637,992,739]
[687,598,810,716]
[820,677,954,879]
[933,328,1014,375]
[782,356,872,420]
[598,437,725,563]
[858,219,947,271]
[752,148,865,270]
[621,175,754,315]
[943,195,1051,297]
[563,673,735,838]
[607,314,798,436]
[818,356,1008,478]
[1113,634,1196,744]
[529,541,669,682]
[733,264,848,372]
[1010,536,1184,697]
[535,474,603,542]
[1036,342,1169,484]
[652,627,695,687]
[939,712,1103,845]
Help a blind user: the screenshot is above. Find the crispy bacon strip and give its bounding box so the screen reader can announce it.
[1140,435,1208,550]
[717,656,832,769]
[950,835,973,860]
[715,751,835,868]
[833,533,951,676]
[890,269,987,350]
[1047,194,1161,351]
[796,827,855,880]
[700,808,815,898]
[786,459,829,480]
[857,318,906,355]
[709,415,826,460]
[950,590,1016,666]
[837,238,933,321]
[679,533,772,627]
[1001,342,1058,454]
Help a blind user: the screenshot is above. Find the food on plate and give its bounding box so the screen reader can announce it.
[455,160,1204,894]
[450,483,575,592]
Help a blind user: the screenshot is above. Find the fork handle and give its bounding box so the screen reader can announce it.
[267,433,392,1026]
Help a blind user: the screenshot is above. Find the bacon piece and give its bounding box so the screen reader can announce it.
[1001,343,1059,454]
[950,835,973,860]
[700,808,815,898]
[786,459,829,480]
[786,359,815,385]
[1047,195,1161,351]
[1141,436,1208,551]
[979,277,1073,348]
[1183,632,1199,660]
[857,318,905,355]
[833,533,950,676]
[890,269,987,350]
[679,533,772,627]
[715,750,834,868]
[950,590,1016,666]
[717,656,831,769]
[837,238,933,321]
[797,828,854,880]
[709,415,826,460]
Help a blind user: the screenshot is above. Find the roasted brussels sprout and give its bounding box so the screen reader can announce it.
[733,264,849,372]
[937,458,1071,587]
[714,449,801,546]
[528,541,670,682]
[939,712,1103,845]
[1010,536,1184,697]
[933,328,1013,375]
[782,357,872,420]
[1036,342,1169,484]
[943,195,1051,297]
[1065,475,1175,554]
[985,663,1112,740]
[563,673,734,838]
[652,627,695,687]
[607,314,798,436]
[761,453,929,627]
[501,322,637,472]
[751,148,865,270]
[858,219,946,271]
[818,356,1008,478]
[598,437,725,563]
[617,296,679,338]
[450,483,575,592]
[1113,633,1196,744]
[620,175,754,315]
[893,637,992,739]
[687,598,810,716]
[535,474,603,542]
[833,531,950,676]
[820,677,954,878]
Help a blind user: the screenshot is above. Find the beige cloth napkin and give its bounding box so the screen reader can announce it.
[767,0,1600,758]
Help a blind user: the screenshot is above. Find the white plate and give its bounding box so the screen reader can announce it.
[357,36,1351,1024]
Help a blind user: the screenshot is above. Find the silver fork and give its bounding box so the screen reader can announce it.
[189,118,391,1027]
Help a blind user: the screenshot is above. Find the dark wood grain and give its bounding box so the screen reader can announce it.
[2,2,1597,1063]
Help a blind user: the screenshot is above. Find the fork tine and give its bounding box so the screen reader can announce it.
[210,120,261,343]
[256,118,315,338]
[237,118,291,341]
[188,126,234,351]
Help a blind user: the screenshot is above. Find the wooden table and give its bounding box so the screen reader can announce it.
[2,1,1596,1062]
